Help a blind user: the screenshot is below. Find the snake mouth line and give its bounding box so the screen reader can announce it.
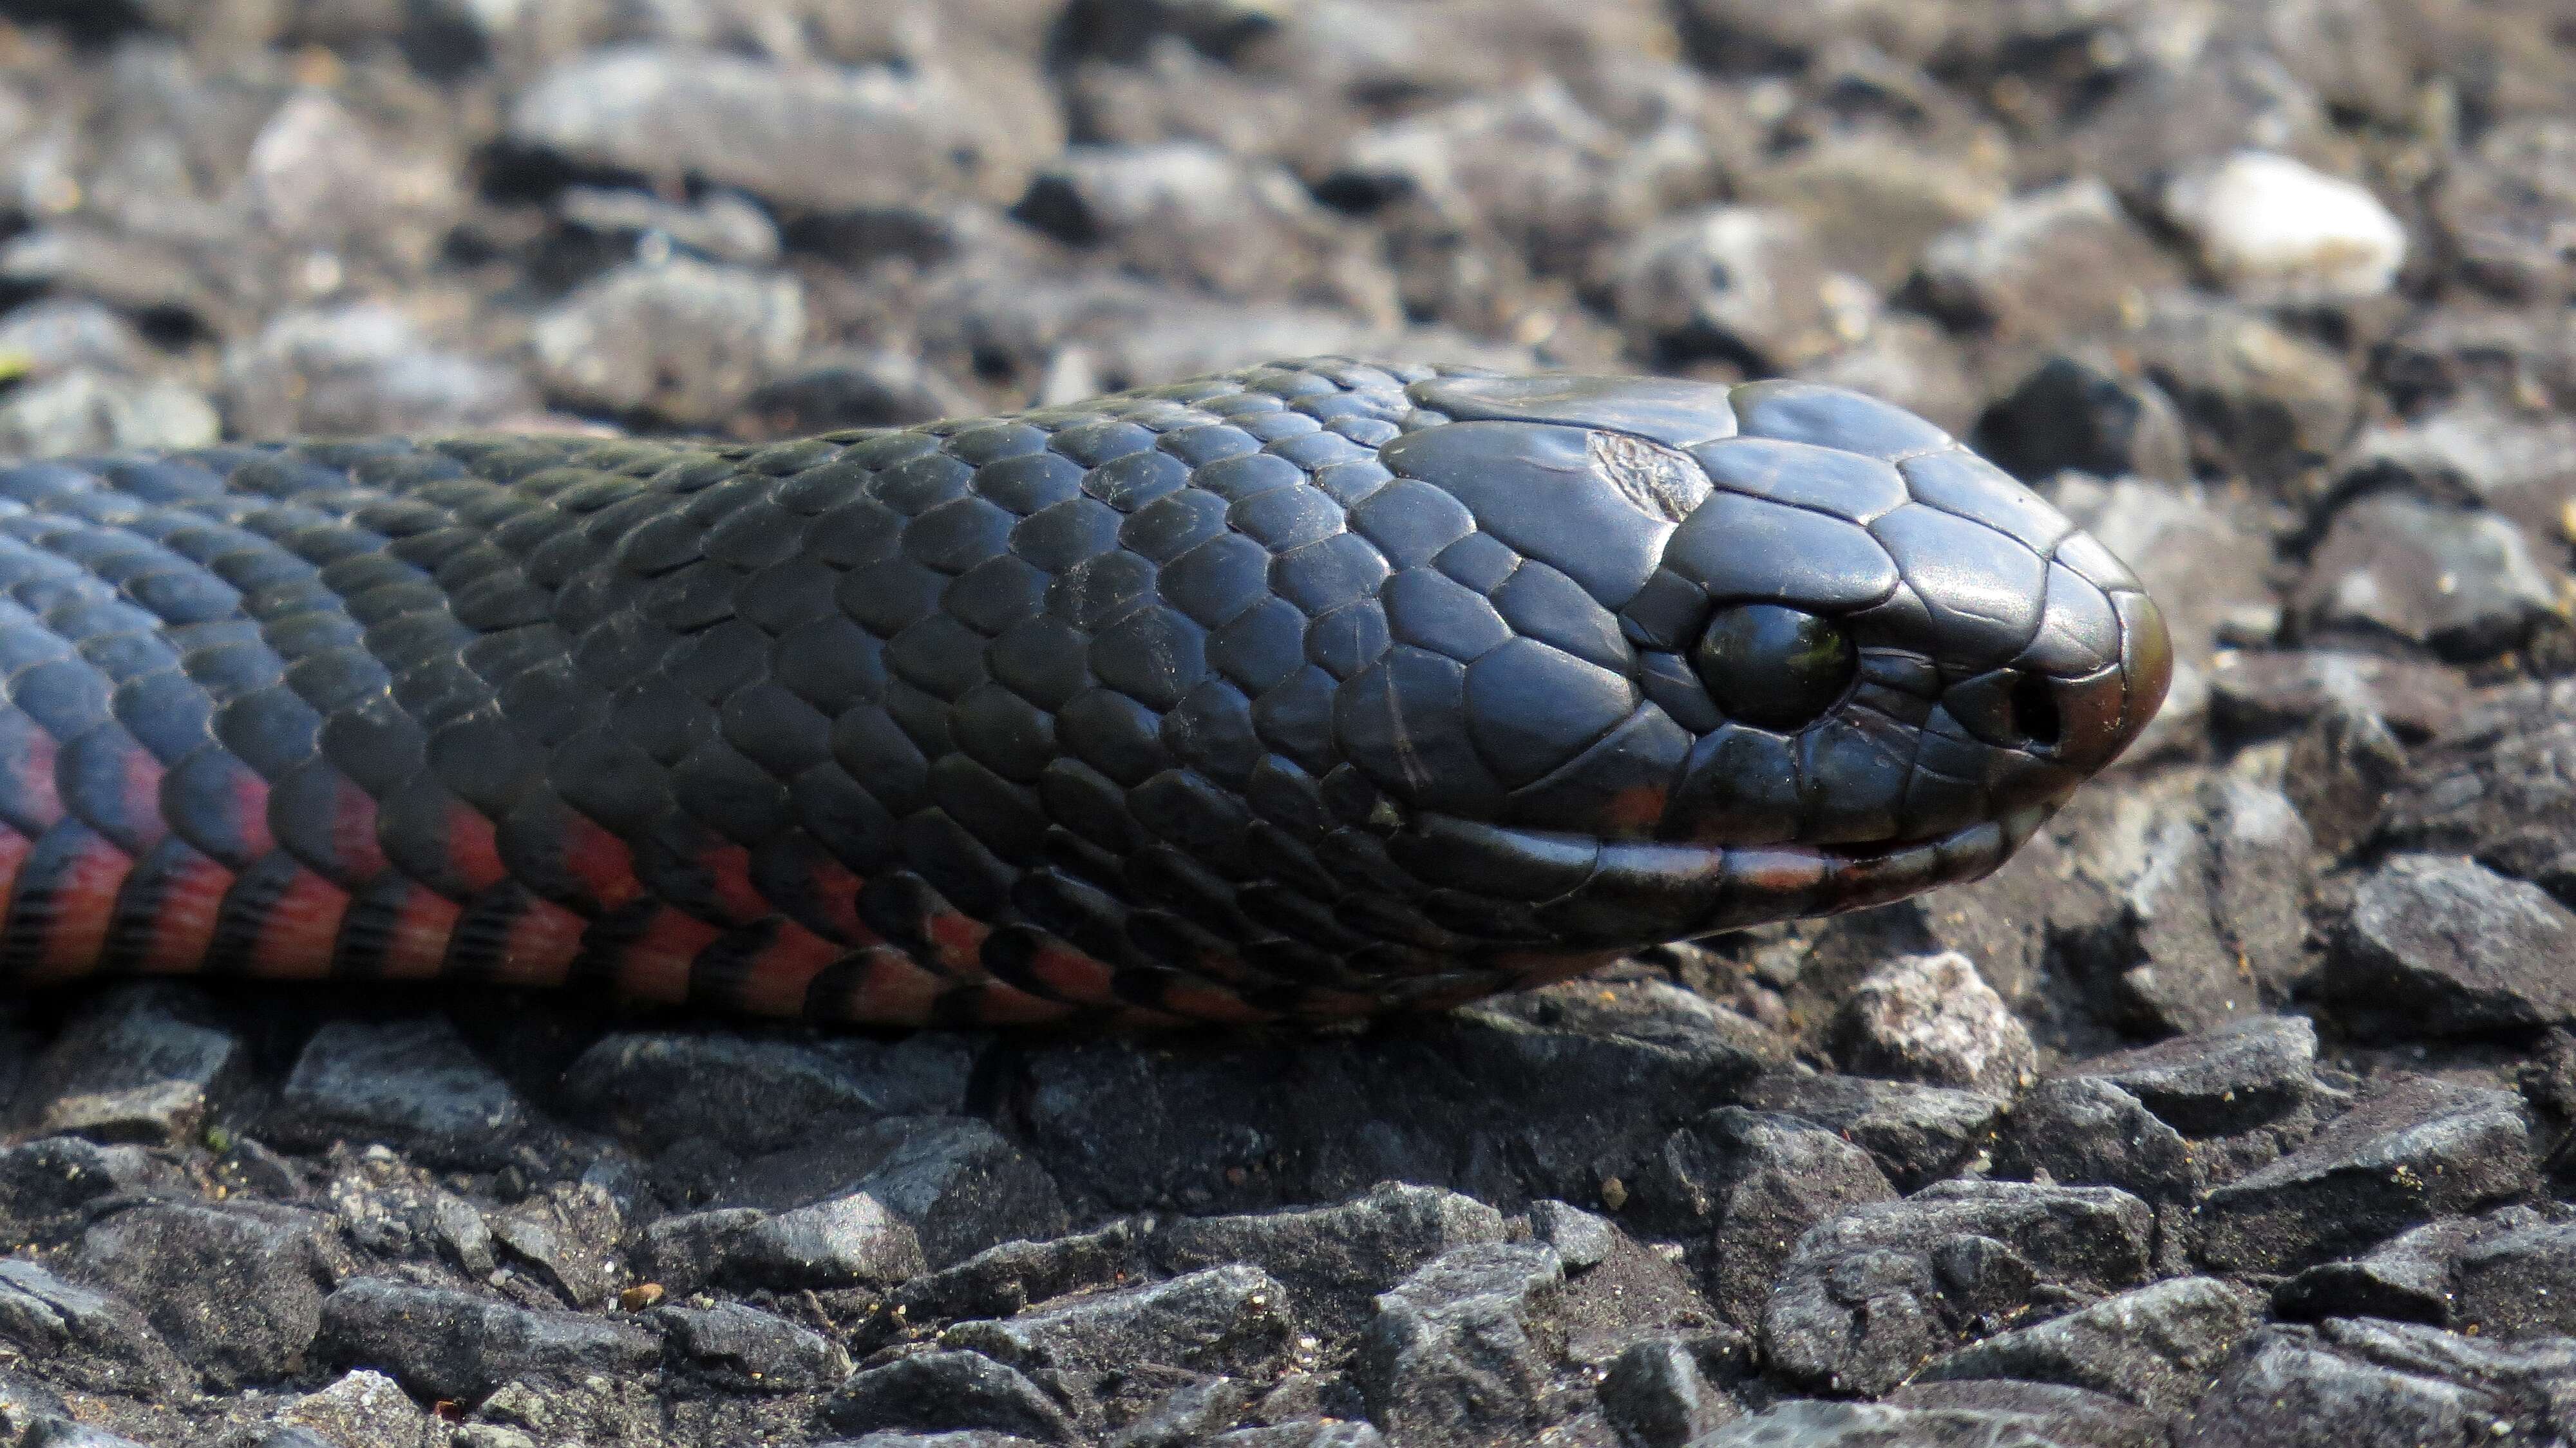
[1390,805,2058,948]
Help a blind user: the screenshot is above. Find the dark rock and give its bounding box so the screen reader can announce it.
[823,1350,1083,1444]
[1111,1375,1256,1448]
[1150,1182,1507,1335]
[1356,1243,1566,1448]
[640,1192,928,1293]
[506,46,1054,214]
[1206,1425,1388,1448]
[651,1300,850,1394]
[944,1266,1296,1424]
[1761,1180,2155,1396]
[1596,1332,1741,1447]
[1916,1276,2265,1411]
[2177,1319,2576,1447]
[1829,951,2035,1098]
[314,1278,661,1405]
[1980,353,2192,486]
[2282,702,2409,859]
[0,1136,173,1247]
[2199,1076,2538,1273]
[2431,117,2576,303]
[892,1219,1144,1329]
[559,1030,976,1154]
[1739,136,2006,296]
[6,984,243,1147]
[24,1422,157,1448]
[2334,401,2576,549]
[742,348,980,436]
[2331,854,2576,1037]
[269,1018,532,1170]
[1735,1071,2003,1192]
[1526,1201,1615,1272]
[2209,651,2465,746]
[2453,1217,2576,1339]
[0,1257,189,1398]
[1638,1107,1896,1329]
[1019,993,1766,1215]
[0,1366,65,1443]
[2378,303,2576,417]
[2076,1014,2327,1141]
[843,1119,1070,1270]
[1612,205,1873,372]
[527,258,806,426]
[2275,1205,2566,1328]
[75,1198,336,1387]
[1917,180,2181,348]
[2129,294,2360,493]
[1993,1076,2202,1206]
[221,303,532,439]
[2381,680,2576,900]
[2295,495,2559,662]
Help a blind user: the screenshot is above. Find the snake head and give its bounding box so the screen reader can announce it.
[1352,370,2171,955]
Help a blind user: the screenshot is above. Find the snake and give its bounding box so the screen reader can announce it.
[0,358,2169,1027]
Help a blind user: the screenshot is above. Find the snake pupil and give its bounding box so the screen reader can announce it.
[1692,603,1858,732]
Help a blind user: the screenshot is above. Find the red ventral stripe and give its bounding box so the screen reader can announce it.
[728,919,846,1018]
[28,828,135,984]
[838,944,949,1026]
[557,811,642,911]
[374,882,464,981]
[605,906,724,1006]
[490,895,586,989]
[134,841,233,974]
[246,864,354,980]
[0,827,29,929]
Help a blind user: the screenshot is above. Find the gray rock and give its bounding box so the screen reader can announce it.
[558,1029,976,1154]
[558,186,782,269]
[2199,1076,2538,1273]
[222,303,531,439]
[1917,179,2180,348]
[1761,1180,2155,1396]
[943,1266,1297,1421]
[1692,1387,2164,1448]
[2378,302,2576,417]
[640,1192,928,1293]
[2273,1206,2556,1327]
[2177,1319,2576,1447]
[893,1219,1143,1328]
[506,46,1052,214]
[1739,135,2007,295]
[1611,205,1872,372]
[486,1182,625,1310]
[2161,151,2407,305]
[1111,1375,1256,1448]
[742,348,981,436]
[1017,142,1392,318]
[1993,1076,2202,1206]
[2209,649,2465,747]
[314,1278,660,1405]
[2282,701,2409,859]
[2076,1014,2325,1141]
[6,984,243,1146]
[1149,1182,1508,1335]
[528,258,806,426]
[1916,1276,2266,1411]
[2334,401,2576,549]
[1638,1107,1897,1329]
[2381,680,2576,899]
[1356,1243,1566,1448]
[75,1198,337,1387]
[0,298,151,377]
[2295,495,2560,662]
[1735,1072,2003,1192]
[1830,951,2035,1098]
[1595,1332,1741,1447]
[0,1367,66,1443]
[823,1350,1082,1443]
[0,1257,189,1398]
[846,1119,1070,1270]
[0,368,220,458]
[650,1300,850,1394]
[261,1368,439,1448]
[1526,1201,1616,1272]
[24,1421,157,1448]
[1980,353,2191,486]
[2431,116,2576,303]
[2332,854,2576,1036]
[269,1018,531,1169]
[1206,1426,1388,1448]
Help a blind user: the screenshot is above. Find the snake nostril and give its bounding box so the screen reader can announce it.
[2009,672,2061,749]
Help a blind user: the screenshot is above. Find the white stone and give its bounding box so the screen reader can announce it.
[2164,150,2408,301]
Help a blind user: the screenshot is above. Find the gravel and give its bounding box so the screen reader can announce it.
[0,1,2571,1443]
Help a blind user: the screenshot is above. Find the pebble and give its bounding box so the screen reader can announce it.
[2163,151,2407,302]
[1830,950,2036,1097]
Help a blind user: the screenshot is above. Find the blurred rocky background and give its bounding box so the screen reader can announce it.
[1,1,2574,1445]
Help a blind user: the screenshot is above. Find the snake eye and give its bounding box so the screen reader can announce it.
[1692,603,1858,732]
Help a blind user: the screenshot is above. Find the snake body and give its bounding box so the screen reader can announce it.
[0,359,2168,1026]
